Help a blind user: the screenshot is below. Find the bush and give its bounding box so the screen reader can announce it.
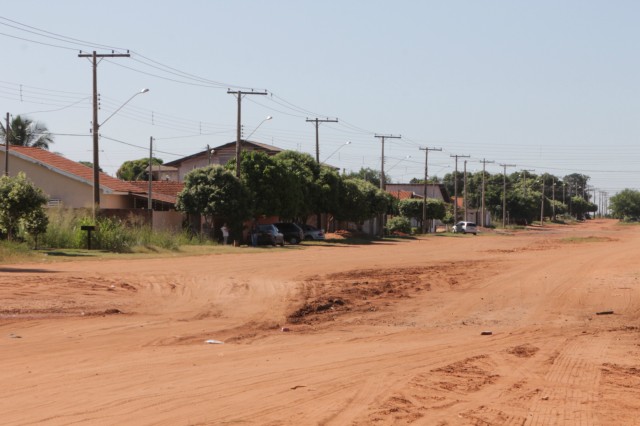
[386,216,411,234]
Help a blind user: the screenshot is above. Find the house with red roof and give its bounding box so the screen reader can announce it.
[0,145,179,212]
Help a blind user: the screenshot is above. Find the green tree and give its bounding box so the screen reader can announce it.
[609,189,640,219]
[273,151,319,221]
[0,115,54,149]
[176,166,250,240]
[335,178,391,224]
[345,167,382,188]
[570,196,596,220]
[23,208,49,249]
[117,157,164,181]
[0,172,49,240]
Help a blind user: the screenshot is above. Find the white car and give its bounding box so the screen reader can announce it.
[299,224,325,241]
[453,221,477,235]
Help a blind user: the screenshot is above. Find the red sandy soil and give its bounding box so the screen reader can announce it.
[2,219,640,425]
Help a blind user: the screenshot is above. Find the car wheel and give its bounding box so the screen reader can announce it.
[304,235,313,241]
[473,232,477,235]
[290,237,298,245]
[279,240,285,247]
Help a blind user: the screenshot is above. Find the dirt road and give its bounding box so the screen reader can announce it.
[1,219,639,425]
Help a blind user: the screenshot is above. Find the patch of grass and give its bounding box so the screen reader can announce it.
[561,236,613,244]
[0,240,44,263]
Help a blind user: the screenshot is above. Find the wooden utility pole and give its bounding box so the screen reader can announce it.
[374,134,402,191]
[420,147,442,233]
[78,50,131,216]
[227,89,268,177]
[374,134,401,238]
[4,112,9,176]
[306,118,338,163]
[500,163,516,228]
[463,160,468,222]
[479,159,494,227]
[450,154,470,223]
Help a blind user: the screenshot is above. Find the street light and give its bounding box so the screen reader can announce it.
[245,115,272,140]
[322,141,351,163]
[92,88,149,216]
[387,155,411,173]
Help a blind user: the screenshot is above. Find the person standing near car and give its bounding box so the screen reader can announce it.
[220,223,229,245]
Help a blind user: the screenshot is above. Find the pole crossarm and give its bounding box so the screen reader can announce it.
[306,118,338,163]
[374,134,401,191]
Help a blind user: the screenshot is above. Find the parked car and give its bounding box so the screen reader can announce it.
[298,223,325,241]
[453,221,477,235]
[254,224,285,246]
[274,222,304,244]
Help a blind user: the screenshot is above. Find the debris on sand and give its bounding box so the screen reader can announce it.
[204,339,224,344]
[596,310,614,315]
[480,331,493,335]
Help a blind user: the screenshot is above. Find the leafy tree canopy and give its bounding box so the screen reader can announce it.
[345,167,382,188]
[116,157,164,181]
[176,166,250,237]
[609,189,640,219]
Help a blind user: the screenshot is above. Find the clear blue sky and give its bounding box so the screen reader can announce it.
[1,1,638,198]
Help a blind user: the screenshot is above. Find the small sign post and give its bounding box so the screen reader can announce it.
[80,225,96,250]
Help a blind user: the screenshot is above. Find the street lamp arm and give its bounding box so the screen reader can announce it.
[322,141,351,163]
[99,88,149,127]
[245,115,272,140]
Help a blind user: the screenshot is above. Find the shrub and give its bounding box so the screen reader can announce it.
[386,216,411,234]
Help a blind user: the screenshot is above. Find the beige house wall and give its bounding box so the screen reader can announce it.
[0,152,130,209]
[2,153,93,208]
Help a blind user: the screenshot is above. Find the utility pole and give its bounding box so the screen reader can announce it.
[227,89,268,177]
[375,134,401,238]
[306,117,338,163]
[463,160,468,222]
[420,147,442,234]
[78,50,131,216]
[521,169,535,197]
[148,136,154,230]
[374,134,402,191]
[479,159,494,227]
[450,154,470,223]
[499,163,516,228]
[552,180,556,221]
[4,112,9,176]
[540,179,545,226]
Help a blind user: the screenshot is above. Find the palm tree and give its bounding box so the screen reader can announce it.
[0,115,54,150]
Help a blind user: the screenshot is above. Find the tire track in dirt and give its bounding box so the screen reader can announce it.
[526,334,609,425]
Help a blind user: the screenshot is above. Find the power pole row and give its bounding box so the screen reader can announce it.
[500,163,516,227]
[375,134,401,238]
[479,159,494,227]
[450,154,470,222]
[420,147,442,233]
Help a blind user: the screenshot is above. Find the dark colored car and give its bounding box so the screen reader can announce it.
[274,222,304,244]
[254,224,284,246]
[298,223,325,241]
